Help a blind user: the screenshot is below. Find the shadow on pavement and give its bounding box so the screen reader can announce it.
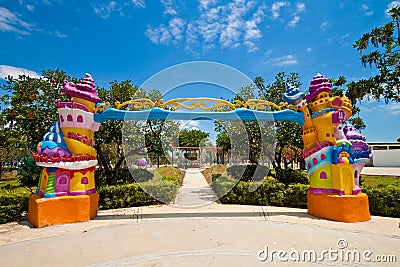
[94,210,317,221]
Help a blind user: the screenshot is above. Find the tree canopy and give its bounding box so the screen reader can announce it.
[178,129,210,148]
[352,6,400,102]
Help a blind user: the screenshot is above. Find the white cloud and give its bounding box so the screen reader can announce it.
[0,65,41,80]
[0,7,34,35]
[93,0,145,19]
[26,5,35,12]
[54,30,67,38]
[244,5,266,52]
[306,47,312,52]
[145,17,186,45]
[161,0,178,16]
[320,21,328,31]
[265,54,298,66]
[287,15,299,27]
[386,1,400,16]
[270,2,305,28]
[148,0,267,53]
[386,103,400,115]
[296,2,305,13]
[287,2,305,28]
[179,120,200,130]
[198,0,217,10]
[362,4,373,16]
[132,0,146,9]
[271,1,289,19]
[93,1,119,19]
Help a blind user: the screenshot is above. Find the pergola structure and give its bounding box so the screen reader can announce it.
[171,146,223,168]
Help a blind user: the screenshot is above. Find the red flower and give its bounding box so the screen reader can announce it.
[28,112,33,118]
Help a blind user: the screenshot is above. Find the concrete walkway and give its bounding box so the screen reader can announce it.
[0,205,399,266]
[173,168,218,207]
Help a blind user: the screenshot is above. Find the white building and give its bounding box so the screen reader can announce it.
[368,143,400,167]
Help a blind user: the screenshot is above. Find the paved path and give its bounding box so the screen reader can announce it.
[361,167,400,176]
[0,205,399,267]
[173,168,218,207]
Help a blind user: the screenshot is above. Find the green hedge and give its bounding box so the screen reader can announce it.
[212,178,309,208]
[97,180,179,210]
[0,192,29,224]
[213,178,400,217]
[363,185,400,218]
[226,165,271,182]
[275,169,309,185]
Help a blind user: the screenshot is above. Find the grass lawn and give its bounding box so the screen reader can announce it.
[361,175,400,187]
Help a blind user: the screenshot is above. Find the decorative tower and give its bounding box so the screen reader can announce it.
[284,74,371,222]
[29,74,101,227]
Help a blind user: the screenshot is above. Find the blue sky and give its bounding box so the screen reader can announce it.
[0,0,399,142]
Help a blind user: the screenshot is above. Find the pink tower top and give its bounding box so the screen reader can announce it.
[305,73,332,102]
[343,125,369,152]
[63,73,101,103]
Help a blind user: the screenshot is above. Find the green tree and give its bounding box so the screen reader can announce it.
[216,131,231,163]
[95,80,141,172]
[178,129,210,147]
[142,90,180,168]
[352,6,400,102]
[0,128,26,179]
[16,154,41,193]
[214,84,273,165]
[0,70,73,152]
[256,72,304,170]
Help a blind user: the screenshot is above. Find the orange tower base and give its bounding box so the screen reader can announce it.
[307,191,371,222]
[28,193,99,228]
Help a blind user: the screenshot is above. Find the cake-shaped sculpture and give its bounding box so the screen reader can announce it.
[286,73,371,222]
[29,73,101,227]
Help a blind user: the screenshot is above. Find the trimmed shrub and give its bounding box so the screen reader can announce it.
[226,165,272,182]
[0,192,29,224]
[95,168,133,186]
[212,178,308,208]
[129,169,153,183]
[363,185,400,218]
[275,169,309,185]
[162,175,180,186]
[284,184,310,208]
[212,174,221,182]
[97,181,179,210]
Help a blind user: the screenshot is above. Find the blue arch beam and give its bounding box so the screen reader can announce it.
[94,107,305,126]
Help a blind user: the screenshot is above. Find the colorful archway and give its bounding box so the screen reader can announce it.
[28,73,371,227]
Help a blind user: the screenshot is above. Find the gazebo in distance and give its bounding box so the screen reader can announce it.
[171,146,224,168]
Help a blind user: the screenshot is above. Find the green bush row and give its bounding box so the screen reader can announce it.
[95,168,154,186]
[224,165,309,185]
[212,178,309,208]
[212,178,400,218]
[0,192,29,224]
[97,180,179,210]
[363,185,400,218]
